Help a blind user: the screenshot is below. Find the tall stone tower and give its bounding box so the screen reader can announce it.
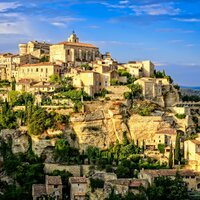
[67,31,79,43]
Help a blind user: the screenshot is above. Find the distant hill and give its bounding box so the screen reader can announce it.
[180,86,200,98]
[181,86,200,90]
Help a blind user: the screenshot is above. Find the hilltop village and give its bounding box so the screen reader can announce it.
[0,32,200,200]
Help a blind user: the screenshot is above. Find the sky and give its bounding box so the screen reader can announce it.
[0,0,200,86]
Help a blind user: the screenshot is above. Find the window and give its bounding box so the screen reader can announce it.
[54,185,58,188]
[67,49,70,55]
[41,68,43,72]
[36,68,38,72]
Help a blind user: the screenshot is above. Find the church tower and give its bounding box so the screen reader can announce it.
[67,31,79,43]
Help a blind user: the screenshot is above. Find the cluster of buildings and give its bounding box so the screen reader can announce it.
[32,169,200,200]
[0,31,179,107]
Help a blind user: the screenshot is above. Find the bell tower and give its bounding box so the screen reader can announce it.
[67,31,79,43]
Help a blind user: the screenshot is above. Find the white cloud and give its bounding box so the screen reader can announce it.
[45,17,85,27]
[0,2,21,12]
[130,3,181,16]
[173,18,200,22]
[119,0,129,4]
[51,22,65,27]
[0,21,31,34]
[88,25,100,29]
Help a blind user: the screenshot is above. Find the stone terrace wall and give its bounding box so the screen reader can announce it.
[44,163,91,177]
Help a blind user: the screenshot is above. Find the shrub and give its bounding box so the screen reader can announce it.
[90,178,104,192]
[175,114,186,119]
[158,144,165,154]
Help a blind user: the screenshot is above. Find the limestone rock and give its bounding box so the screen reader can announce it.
[0,129,29,154]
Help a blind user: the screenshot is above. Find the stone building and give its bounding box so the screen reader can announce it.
[120,60,155,78]
[72,69,120,96]
[0,53,40,81]
[50,32,99,66]
[135,77,179,107]
[69,177,88,200]
[104,179,148,197]
[145,128,177,151]
[32,175,63,200]
[184,139,200,172]
[16,79,60,93]
[139,169,200,191]
[17,62,61,82]
[19,40,50,59]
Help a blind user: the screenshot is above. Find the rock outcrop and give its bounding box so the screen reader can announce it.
[0,129,30,154]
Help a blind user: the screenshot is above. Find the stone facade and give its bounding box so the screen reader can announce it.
[17,62,61,82]
[139,169,200,191]
[120,60,154,78]
[135,77,179,107]
[19,40,50,59]
[69,177,88,200]
[50,32,99,66]
[32,175,62,200]
[184,139,200,172]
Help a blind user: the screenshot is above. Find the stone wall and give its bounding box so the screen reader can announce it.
[44,163,90,177]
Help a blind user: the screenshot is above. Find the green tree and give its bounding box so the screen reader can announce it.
[128,83,142,99]
[28,107,51,135]
[174,133,181,165]
[147,174,188,200]
[49,74,62,83]
[169,143,173,169]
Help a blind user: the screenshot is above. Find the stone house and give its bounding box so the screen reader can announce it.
[32,175,63,200]
[104,179,148,196]
[145,128,177,150]
[139,169,200,191]
[184,139,200,172]
[17,62,61,82]
[69,177,88,200]
[120,60,155,78]
[72,69,121,96]
[135,77,179,107]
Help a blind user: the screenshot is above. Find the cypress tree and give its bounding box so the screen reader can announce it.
[169,143,173,169]
[174,133,181,165]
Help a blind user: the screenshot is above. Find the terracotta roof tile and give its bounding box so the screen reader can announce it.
[70,177,87,184]
[46,175,62,185]
[191,140,200,145]
[57,41,98,48]
[156,128,176,135]
[32,184,46,197]
[20,62,60,67]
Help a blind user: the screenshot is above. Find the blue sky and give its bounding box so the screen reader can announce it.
[0,0,200,86]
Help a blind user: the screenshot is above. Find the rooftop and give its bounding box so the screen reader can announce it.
[155,128,176,135]
[191,140,200,145]
[46,175,62,185]
[20,62,60,67]
[70,177,87,184]
[141,169,197,177]
[57,41,98,48]
[32,184,46,197]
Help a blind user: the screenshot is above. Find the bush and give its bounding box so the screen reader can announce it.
[175,114,186,119]
[111,79,119,86]
[158,144,165,154]
[90,178,104,192]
